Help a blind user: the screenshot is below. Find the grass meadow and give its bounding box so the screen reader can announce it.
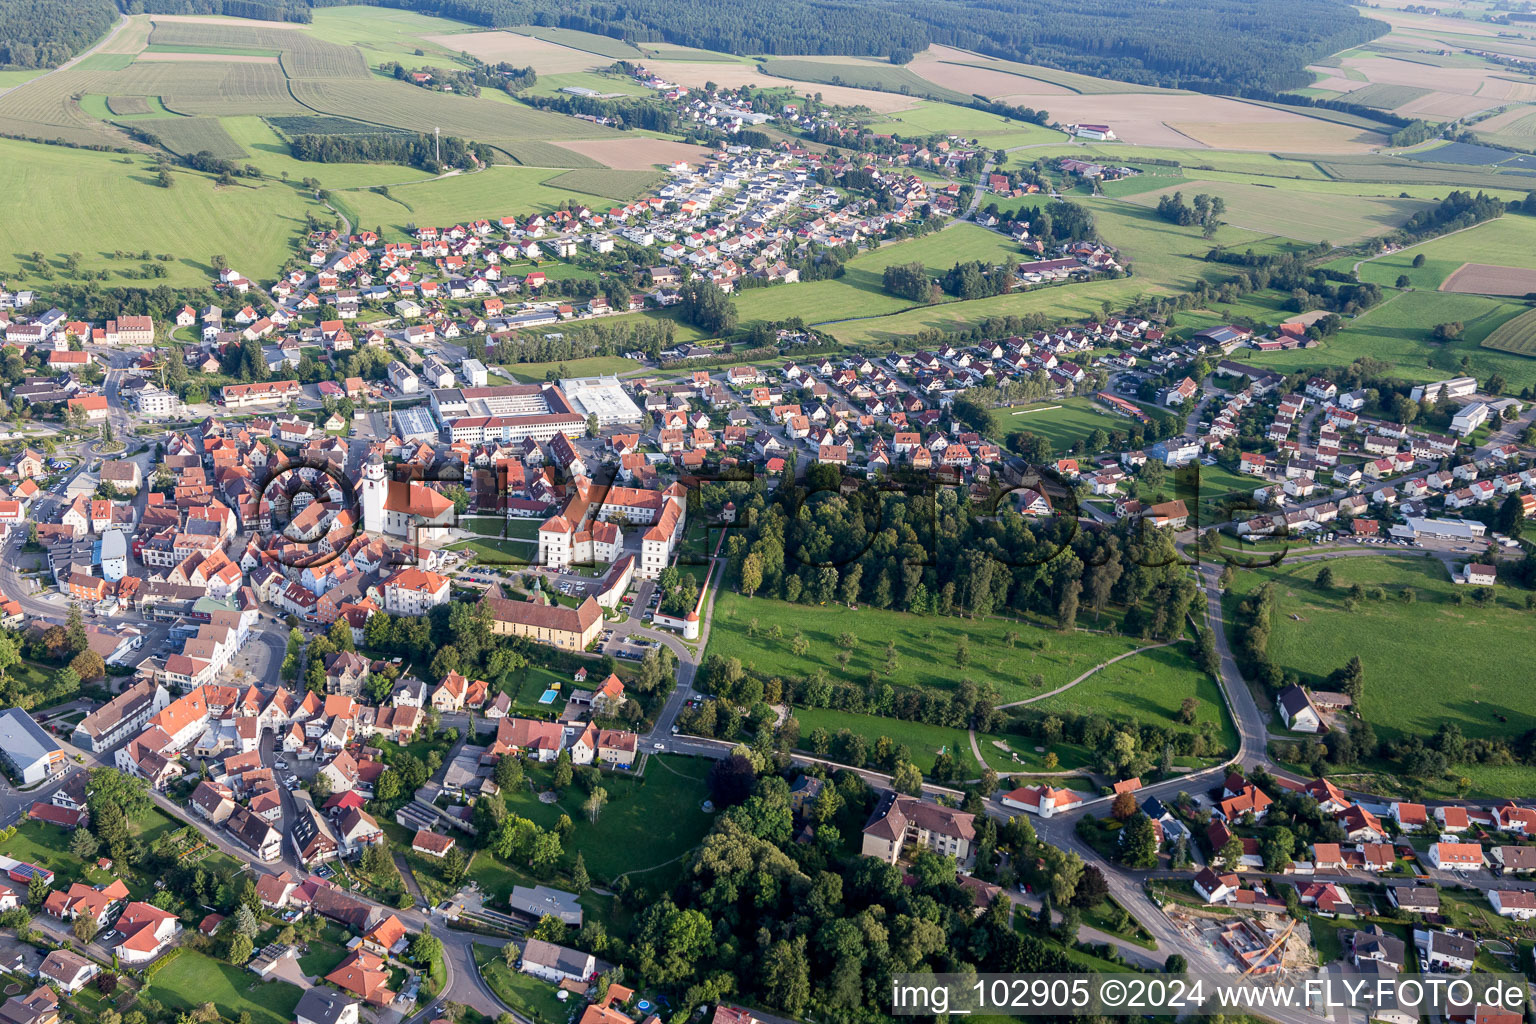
[147,951,302,1024]
[1028,643,1240,757]
[1348,215,1536,289]
[707,592,1148,704]
[0,137,323,289]
[1224,556,1536,745]
[1243,289,1536,392]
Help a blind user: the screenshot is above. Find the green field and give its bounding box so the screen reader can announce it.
[868,99,1067,149]
[742,205,1284,335]
[222,115,435,188]
[340,165,634,235]
[1005,397,1132,454]
[1225,556,1536,745]
[1342,83,1433,110]
[474,944,570,1024]
[470,754,716,892]
[1482,305,1536,356]
[1350,215,1536,290]
[708,592,1147,704]
[1243,289,1536,391]
[0,137,324,290]
[759,59,973,104]
[790,705,982,775]
[1120,180,1431,244]
[138,116,249,159]
[304,7,485,69]
[1029,644,1239,757]
[738,223,1031,326]
[147,951,303,1024]
[543,167,664,200]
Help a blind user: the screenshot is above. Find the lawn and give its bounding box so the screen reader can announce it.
[1003,397,1133,455]
[708,592,1147,703]
[470,754,715,895]
[296,924,351,977]
[0,136,325,289]
[0,804,181,894]
[473,944,570,1024]
[1027,644,1240,760]
[459,515,542,541]
[146,951,303,1024]
[1223,556,1536,747]
[1242,289,1536,392]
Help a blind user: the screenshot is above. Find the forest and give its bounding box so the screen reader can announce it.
[321,0,1386,94]
[0,0,117,67]
[287,130,490,172]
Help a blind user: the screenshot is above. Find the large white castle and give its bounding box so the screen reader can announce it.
[538,478,686,578]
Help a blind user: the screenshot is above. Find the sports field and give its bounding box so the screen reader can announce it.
[707,592,1147,704]
[1482,306,1536,356]
[1005,397,1132,454]
[1225,556,1536,745]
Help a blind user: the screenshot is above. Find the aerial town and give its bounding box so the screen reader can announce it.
[2,0,1536,1022]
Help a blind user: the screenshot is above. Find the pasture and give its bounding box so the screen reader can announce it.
[1119,179,1431,243]
[1005,397,1133,454]
[707,592,1148,705]
[0,137,320,289]
[1481,306,1536,356]
[1225,556,1536,747]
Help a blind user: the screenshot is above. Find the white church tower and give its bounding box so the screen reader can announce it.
[361,452,387,535]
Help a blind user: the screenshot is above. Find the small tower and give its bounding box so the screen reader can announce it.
[361,452,387,535]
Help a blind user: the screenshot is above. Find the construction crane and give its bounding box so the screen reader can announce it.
[1242,916,1296,976]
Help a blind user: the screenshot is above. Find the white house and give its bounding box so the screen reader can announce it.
[1276,685,1321,733]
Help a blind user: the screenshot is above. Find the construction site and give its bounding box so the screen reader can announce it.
[1163,903,1320,974]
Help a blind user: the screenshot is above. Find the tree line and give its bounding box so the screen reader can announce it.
[287,131,489,172]
[332,0,1384,95]
[0,0,118,68]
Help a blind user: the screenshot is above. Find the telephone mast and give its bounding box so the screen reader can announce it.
[434,126,440,166]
